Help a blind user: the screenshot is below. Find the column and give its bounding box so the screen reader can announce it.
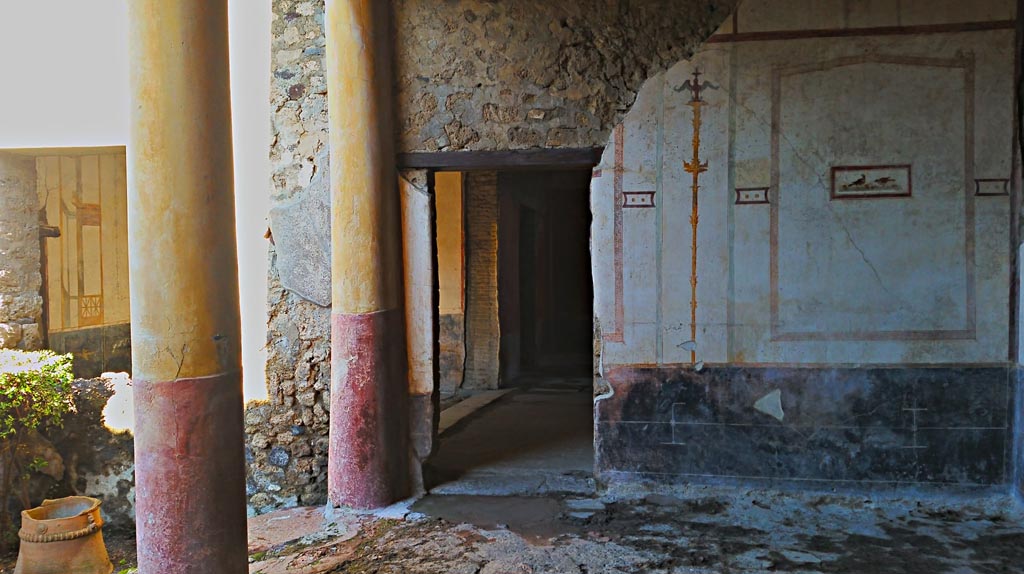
[126,1,247,572]
[325,0,411,509]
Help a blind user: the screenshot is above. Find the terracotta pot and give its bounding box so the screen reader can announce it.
[14,496,113,574]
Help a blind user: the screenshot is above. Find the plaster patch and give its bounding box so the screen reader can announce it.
[269,151,331,306]
[593,378,614,403]
[753,389,785,422]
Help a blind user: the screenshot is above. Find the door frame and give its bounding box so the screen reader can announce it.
[399,147,603,483]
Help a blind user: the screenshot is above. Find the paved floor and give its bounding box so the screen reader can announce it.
[426,373,596,495]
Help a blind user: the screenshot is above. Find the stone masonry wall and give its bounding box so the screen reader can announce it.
[396,0,739,152]
[438,313,466,394]
[254,0,737,511]
[0,153,43,350]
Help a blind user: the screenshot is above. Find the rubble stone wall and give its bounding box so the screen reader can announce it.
[0,153,43,351]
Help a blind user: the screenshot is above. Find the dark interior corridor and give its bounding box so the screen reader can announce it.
[498,169,594,381]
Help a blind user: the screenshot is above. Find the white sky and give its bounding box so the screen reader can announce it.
[0,0,272,401]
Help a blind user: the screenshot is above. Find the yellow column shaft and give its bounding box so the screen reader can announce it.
[127,0,241,381]
[326,0,401,314]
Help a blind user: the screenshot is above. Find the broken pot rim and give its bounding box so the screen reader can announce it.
[22,496,102,522]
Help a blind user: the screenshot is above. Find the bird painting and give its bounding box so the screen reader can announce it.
[845,174,867,188]
[832,166,911,198]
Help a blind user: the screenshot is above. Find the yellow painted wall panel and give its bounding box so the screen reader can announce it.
[40,151,129,333]
[435,171,464,315]
[82,226,102,295]
[100,153,130,324]
[41,157,60,227]
[38,158,62,332]
[44,157,68,331]
[60,157,79,305]
[81,155,100,204]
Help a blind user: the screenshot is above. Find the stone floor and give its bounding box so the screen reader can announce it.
[7,488,1021,574]
[427,373,595,496]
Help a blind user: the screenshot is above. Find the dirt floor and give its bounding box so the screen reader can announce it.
[244,488,1024,574]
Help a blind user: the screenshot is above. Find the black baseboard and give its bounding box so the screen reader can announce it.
[597,365,1014,489]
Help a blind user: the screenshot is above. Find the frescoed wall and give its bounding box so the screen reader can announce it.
[38,149,131,377]
[594,0,1019,489]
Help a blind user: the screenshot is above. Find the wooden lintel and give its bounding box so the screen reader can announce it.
[397,148,604,171]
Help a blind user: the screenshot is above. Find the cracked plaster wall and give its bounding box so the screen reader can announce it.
[593,0,1017,368]
[255,0,737,511]
[592,0,1021,490]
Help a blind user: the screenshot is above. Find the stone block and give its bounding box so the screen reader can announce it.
[0,322,22,348]
[268,447,291,468]
[0,153,41,337]
[0,293,40,324]
[19,323,42,350]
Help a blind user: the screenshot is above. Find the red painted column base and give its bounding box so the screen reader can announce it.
[328,308,411,509]
[133,372,248,574]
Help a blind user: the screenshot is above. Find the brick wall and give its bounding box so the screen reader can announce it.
[463,171,500,389]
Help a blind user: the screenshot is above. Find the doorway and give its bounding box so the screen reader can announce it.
[427,166,596,494]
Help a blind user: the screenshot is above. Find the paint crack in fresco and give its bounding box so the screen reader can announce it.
[728,90,831,179]
[835,216,891,295]
[729,87,898,298]
[170,343,188,380]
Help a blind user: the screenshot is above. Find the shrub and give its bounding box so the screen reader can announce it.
[0,349,74,551]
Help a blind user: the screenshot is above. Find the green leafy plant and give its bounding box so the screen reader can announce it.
[0,349,74,552]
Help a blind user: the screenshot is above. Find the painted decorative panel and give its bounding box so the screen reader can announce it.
[735,188,769,205]
[773,56,973,341]
[976,178,1010,197]
[591,0,1015,367]
[38,152,130,334]
[830,165,912,200]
